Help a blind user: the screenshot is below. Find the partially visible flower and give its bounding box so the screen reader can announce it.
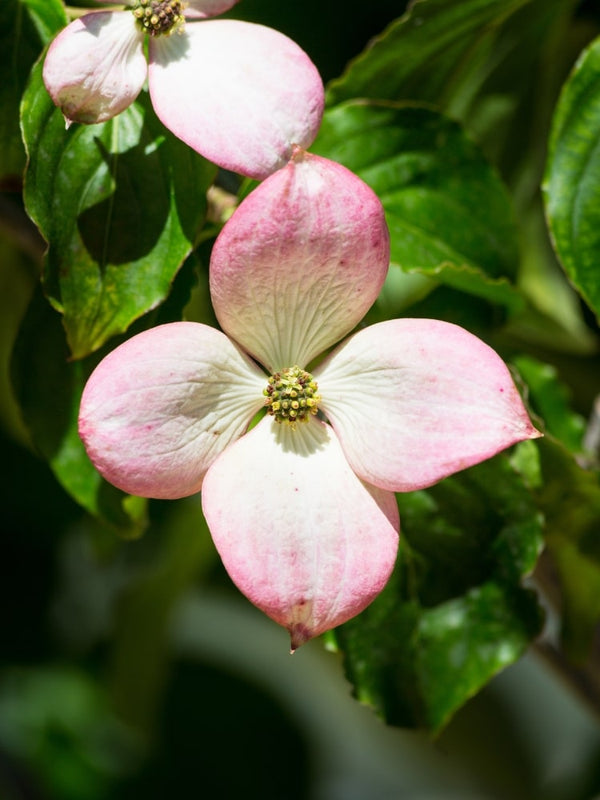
[42,1,324,178]
[79,149,540,649]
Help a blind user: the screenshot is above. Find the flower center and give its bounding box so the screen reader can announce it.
[131,0,185,37]
[264,366,321,426]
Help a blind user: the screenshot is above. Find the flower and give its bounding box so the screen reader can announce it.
[42,0,324,179]
[79,149,540,649]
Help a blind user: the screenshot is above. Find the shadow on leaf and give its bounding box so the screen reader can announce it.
[77,134,170,267]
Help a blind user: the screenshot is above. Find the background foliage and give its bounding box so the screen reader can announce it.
[3,0,600,797]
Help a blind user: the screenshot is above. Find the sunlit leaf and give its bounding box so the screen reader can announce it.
[513,355,586,453]
[414,582,541,732]
[312,102,521,317]
[326,0,532,108]
[543,35,600,321]
[410,261,524,312]
[19,0,66,42]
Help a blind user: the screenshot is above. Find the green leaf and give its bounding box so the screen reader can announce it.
[414,582,541,733]
[330,453,545,733]
[513,355,586,453]
[19,0,67,43]
[312,102,521,314]
[505,200,599,357]
[543,35,600,321]
[450,0,581,182]
[0,0,66,180]
[11,286,147,536]
[409,261,525,312]
[21,62,216,359]
[326,0,532,108]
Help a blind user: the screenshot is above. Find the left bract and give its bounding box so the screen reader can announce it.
[78,322,267,500]
[42,12,147,124]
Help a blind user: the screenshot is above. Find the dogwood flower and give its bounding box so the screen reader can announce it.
[79,149,540,649]
[42,0,324,178]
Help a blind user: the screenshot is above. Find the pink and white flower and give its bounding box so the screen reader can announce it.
[79,149,540,649]
[42,1,324,179]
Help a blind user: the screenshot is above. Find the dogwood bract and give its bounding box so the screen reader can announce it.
[79,149,540,649]
[42,0,324,178]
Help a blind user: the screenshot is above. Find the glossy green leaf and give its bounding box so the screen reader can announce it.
[513,355,586,453]
[414,582,541,733]
[0,0,66,180]
[543,35,600,320]
[330,453,545,733]
[19,0,67,42]
[408,261,525,312]
[326,0,532,108]
[21,62,216,359]
[12,286,147,536]
[312,102,521,315]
